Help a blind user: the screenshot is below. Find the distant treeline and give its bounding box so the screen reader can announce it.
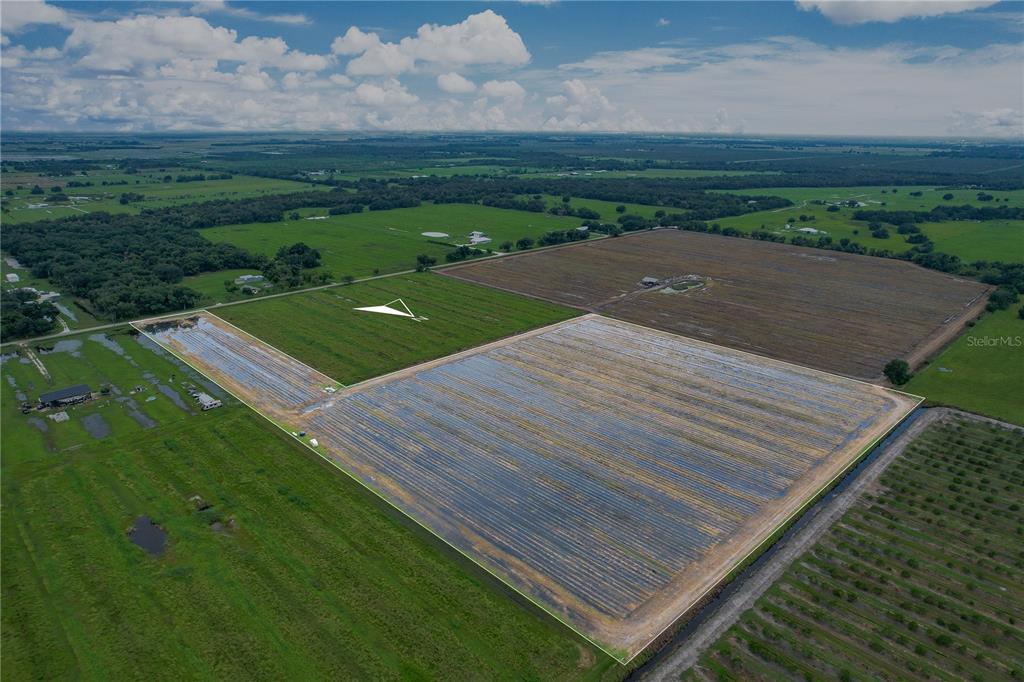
[381,177,792,220]
[852,204,1024,225]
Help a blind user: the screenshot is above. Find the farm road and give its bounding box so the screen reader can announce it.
[636,407,970,682]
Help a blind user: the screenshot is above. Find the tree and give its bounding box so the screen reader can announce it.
[615,204,626,213]
[1,289,59,340]
[884,359,911,385]
[498,240,513,252]
[987,287,1019,311]
[342,274,355,285]
[561,195,571,203]
[153,263,184,283]
[943,193,954,200]
[415,254,437,272]
[516,237,535,250]
[30,185,43,195]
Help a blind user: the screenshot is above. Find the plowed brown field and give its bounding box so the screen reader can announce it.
[442,230,990,380]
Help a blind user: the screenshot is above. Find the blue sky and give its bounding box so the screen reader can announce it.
[2,1,1022,136]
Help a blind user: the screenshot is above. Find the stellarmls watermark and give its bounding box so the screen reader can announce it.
[966,336,1023,348]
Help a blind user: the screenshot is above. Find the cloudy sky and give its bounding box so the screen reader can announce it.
[2,0,1022,137]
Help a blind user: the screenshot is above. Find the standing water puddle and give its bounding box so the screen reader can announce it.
[128,515,167,555]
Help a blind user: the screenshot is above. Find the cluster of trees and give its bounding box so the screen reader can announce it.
[853,204,1024,225]
[2,212,260,322]
[260,243,327,287]
[546,197,602,220]
[537,228,592,247]
[140,189,344,228]
[1,290,59,341]
[392,176,792,219]
[175,173,232,183]
[119,192,145,204]
[481,195,547,213]
[444,245,485,262]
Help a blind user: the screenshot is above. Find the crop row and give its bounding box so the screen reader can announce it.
[301,316,913,656]
[687,418,1024,681]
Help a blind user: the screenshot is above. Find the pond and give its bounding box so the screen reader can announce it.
[128,515,167,556]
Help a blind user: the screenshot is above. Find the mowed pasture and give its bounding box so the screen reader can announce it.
[215,274,579,385]
[685,416,1024,681]
[203,203,585,279]
[533,194,675,219]
[443,230,990,380]
[907,304,1024,425]
[147,312,917,661]
[2,407,613,681]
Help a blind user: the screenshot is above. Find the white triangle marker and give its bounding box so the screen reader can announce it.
[354,299,427,321]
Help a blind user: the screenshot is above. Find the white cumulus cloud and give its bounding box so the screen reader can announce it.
[64,15,330,72]
[336,10,529,76]
[190,1,310,26]
[355,78,419,108]
[437,72,476,93]
[331,27,381,56]
[796,0,1000,24]
[1,0,69,33]
[480,79,526,101]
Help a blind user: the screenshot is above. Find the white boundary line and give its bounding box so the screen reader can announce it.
[130,311,923,665]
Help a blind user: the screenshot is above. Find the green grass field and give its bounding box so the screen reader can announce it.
[181,268,271,305]
[905,304,1024,425]
[534,194,673,220]
[2,406,614,680]
[920,220,1024,263]
[1,170,319,224]
[215,273,579,385]
[715,186,1024,262]
[685,416,1024,681]
[204,203,585,279]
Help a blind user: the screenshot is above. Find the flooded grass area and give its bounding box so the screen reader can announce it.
[1,329,225,454]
